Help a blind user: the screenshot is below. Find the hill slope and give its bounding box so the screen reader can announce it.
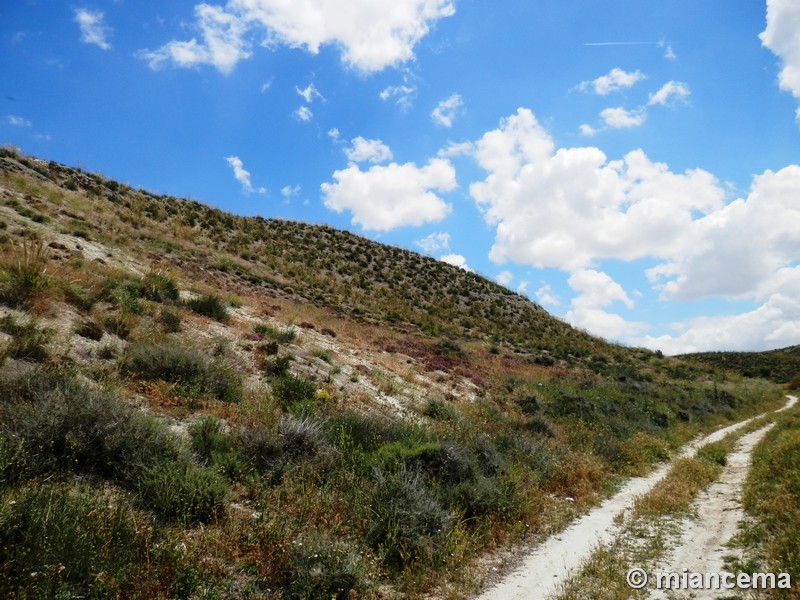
[0,149,784,599]
[679,346,800,384]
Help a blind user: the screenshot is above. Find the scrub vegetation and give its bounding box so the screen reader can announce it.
[0,149,785,598]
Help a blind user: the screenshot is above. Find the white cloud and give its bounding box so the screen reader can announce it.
[140,0,455,74]
[468,108,725,272]
[379,84,417,108]
[7,115,32,127]
[639,284,800,354]
[440,254,473,272]
[578,68,645,95]
[344,137,394,164]
[139,4,250,73]
[495,270,513,286]
[321,159,456,231]
[294,106,313,122]
[225,155,266,194]
[296,83,323,103]
[467,107,800,350]
[280,184,300,198]
[648,81,690,106]
[74,8,112,50]
[431,93,463,128]
[600,106,646,129]
[760,0,800,118]
[535,284,559,307]
[437,140,474,157]
[415,231,450,253]
[578,123,598,137]
[564,269,646,340]
[567,269,635,310]
[646,165,800,301]
[327,128,341,141]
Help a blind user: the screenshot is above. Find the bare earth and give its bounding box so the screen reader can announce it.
[474,396,797,600]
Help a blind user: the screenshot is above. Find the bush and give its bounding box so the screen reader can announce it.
[284,534,366,600]
[121,342,243,403]
[254,322,296,343]
[367,468,450,569]
[158,307,182,332]
[185,294,229,322]
[141,270,179,302]
[0,367,180,484]
[0,483,145,598]
[271,373,316,408]
[137,460,229,525]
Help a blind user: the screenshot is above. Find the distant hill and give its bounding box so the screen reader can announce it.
[678,346,800,384]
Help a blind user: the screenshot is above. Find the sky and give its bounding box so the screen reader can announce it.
[1,0,799,355]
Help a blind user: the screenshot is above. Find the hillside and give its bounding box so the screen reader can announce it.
[0,149,784,599]
[679,346,800,385]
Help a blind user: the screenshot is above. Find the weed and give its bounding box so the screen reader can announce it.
[185,294,229,322]
[159,307,182,332]
[0,237,51,308]
[0,315,50,362]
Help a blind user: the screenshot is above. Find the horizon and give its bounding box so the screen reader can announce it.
[2,0,799,354]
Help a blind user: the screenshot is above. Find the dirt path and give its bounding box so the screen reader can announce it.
[474,396,796,600]
[649,394,797,600]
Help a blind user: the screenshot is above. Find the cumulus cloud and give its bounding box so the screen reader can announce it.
[415,231,450,253]
[431,93,463,127]
[225,156,266,194]
[139,4,249,73]
[469,108,725,272]
[344,137,394,164]
[639,284,800,355]
[74,8,112,50]
[437,140,474,157]
[648,81,690,106]
[495,270,513,286]
[440,254,472,272]
[467,107,800,351]
[578,68,644,95]
[322,159,456,231]
[140,0,455,74]
[760,0,800,119]
[600,106,646,129]
[535,284,559,307]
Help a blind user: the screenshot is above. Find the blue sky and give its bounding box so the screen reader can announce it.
[2,0,799,354]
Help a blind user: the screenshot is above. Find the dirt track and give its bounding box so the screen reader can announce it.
[475,396,797,600]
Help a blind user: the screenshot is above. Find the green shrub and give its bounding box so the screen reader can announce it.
[158,307,182,332]
[284,534,366,600]
[367,468,450,569]
[255,322,296,343]
[185,294,229,322]
[0,367,180,484]
[137,460,229,525]
[141,270,179,302]
[0,483,145,598]
[271,373,316,408]
[121,342,243,403]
